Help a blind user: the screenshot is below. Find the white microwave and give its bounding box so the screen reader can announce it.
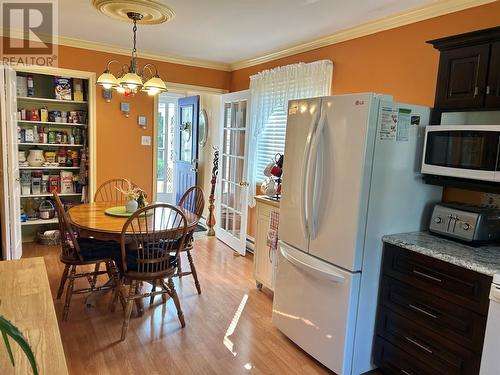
[421,125,500,182]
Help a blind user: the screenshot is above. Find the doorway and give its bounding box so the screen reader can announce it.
[156,92,183,204]
[155,89,222,212]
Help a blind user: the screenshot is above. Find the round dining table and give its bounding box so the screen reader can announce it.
[68,201,199,242]
[68,202,199,314]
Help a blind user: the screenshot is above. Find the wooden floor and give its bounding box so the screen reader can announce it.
[23,236,334,375]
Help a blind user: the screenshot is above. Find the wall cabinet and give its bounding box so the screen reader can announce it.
[429,26,500,110]
[253,196,279,291]
[374,243,491,375]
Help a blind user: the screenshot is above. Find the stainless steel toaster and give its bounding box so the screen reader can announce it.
[429,203,500,244]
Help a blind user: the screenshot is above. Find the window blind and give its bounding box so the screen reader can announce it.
[255,109,287,182]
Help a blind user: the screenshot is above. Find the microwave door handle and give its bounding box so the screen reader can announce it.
[307,110,327,240]
[301,110,320,238]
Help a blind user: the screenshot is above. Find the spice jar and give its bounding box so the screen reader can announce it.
[57,149,66,166]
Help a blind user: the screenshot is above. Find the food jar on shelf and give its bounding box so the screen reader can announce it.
[27,149,45,167]
[60,171,73,194]
[31,171,42,195]
[57,149,66,166]
[44,151,56,164]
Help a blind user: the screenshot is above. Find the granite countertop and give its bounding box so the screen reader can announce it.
[382,231,500,277]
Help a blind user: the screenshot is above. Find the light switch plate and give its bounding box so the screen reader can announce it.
[138,115,147,127]
[141,136,151,146]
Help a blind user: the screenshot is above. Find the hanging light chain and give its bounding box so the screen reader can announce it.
[132,18,138,58]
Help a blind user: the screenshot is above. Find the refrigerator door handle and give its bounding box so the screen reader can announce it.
[280,244,345,284]
[301,110,320,238]
[307,110,328,240]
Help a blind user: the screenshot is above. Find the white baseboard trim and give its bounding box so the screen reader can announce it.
[246,236,255,253]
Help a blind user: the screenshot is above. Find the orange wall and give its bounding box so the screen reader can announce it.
[231,2,500,101]
[234,2,500,238]
[5,38,231,197]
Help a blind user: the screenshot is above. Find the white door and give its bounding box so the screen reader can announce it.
[0,65,21,260]
[216,90,250,255]
[279,98,321,253]
[272,241,361,375]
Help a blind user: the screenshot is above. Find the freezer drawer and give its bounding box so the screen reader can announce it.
[272,241,361,375]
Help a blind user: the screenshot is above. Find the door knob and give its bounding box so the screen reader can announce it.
[191,168,199,173]
[192,158,199,163]
[239,181,249,187]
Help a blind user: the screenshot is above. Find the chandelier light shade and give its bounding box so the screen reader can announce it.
[96,11,167,96]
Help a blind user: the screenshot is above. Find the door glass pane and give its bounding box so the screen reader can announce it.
[234,185,242,212]
[230,130,246,157]
[233,212,241,237]
[224,103,231,128]
[220,206,228,230]
[222,181,229,206]
[222,155,230,180]
[231,103,238,128]
[238,101,247,128]
[180,105,193,162]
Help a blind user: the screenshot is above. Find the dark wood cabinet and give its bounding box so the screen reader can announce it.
[434,44,489,108]
[374,243,492,375]
[486,42,500,108]
[429,26,500,110]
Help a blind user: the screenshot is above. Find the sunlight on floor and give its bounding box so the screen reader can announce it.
[223,293,249,356]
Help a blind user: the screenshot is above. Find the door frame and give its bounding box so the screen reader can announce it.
[152,83,227,202]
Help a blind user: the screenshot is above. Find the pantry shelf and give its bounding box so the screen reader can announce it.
[18,120,86,127]
[21,218,58,226]
[18,143,84,148]
[19,166,80,170]
[20,193,81,198]
[17,96,87,104]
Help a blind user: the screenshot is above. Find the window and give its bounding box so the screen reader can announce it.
[255,109,287,182]
[248,60,333,192]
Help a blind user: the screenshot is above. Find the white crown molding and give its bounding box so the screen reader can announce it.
[0,28,231,72]
[55,35,232,71]
[229,0,497,71]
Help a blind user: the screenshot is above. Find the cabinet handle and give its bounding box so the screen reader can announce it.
[405,336,433,354]
[487,85,491,95]
[401,370,416,375]
[473,86,479,97]
[408,304,438,319]
[412,269,442,283]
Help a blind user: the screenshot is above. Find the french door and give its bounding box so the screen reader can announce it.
[0,65,21,260]
[216,90,250,255]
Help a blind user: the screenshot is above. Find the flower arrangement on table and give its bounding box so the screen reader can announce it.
[116,180,148,213]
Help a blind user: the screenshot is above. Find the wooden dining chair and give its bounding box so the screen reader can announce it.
[93,178,137,202]
[115,203,188,341]
[53,192,120,321]
[176,186,205,294]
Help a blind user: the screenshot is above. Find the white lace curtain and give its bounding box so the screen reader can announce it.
[247,59,333,206]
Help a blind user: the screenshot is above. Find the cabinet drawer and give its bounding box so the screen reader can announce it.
[377,307,480,374]
[383,243,491,315]
[374,336,442,375]
[380,276,486,352]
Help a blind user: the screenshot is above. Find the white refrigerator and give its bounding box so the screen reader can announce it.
[272,93,442,375]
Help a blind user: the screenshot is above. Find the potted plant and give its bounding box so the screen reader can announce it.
[116,180,148,213]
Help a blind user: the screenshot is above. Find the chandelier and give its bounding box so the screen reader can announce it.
[96,12,167,96]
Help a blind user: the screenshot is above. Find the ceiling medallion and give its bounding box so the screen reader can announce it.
[92,0,175,25]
